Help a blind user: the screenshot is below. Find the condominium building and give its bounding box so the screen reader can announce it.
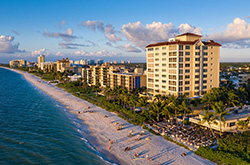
[38,55,45,68]
[146,32,221,97]
[9,59,26,67]
[40,62,57,72]
[239,74,250,86]
[57,58,70,72]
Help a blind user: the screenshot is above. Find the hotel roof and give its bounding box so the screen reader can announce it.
[175,32,203,37]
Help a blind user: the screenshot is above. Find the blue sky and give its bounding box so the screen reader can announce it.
[1,0,250,63]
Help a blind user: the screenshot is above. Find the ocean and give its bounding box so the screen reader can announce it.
[0,68,106,164]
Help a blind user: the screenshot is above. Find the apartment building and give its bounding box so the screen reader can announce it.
[146,32,221,97]
[57,58,70,72]
[38,55,45,68]
[239,74,250,86]
[9,59,26,67]
[40,62,57,72]
[82,65,109,86]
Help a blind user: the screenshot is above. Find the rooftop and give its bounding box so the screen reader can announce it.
[175,32,203,37]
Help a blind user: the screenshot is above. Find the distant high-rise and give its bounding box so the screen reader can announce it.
[146,32,221,97]
[96,59,104,65]
[38,55,45,68]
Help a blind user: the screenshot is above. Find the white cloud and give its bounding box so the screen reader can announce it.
[43,28,77,42]
[59,42,90,49]
[73,50,121,57]
[80,20,121,43]
[55,51,65,56]
[0,35,24,53]
[205,17,250,48]
[116,44,141,53]
[178,24,202,35]
[31,48,47,56]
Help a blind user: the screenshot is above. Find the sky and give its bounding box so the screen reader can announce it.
[1,0,250,63]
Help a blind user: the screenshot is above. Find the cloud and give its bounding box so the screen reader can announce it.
[86,40,98,47]
[105,42,113,47]
[31,48,47,56]
[121,21,178,48]
[73,50,121,57]
[55,51,65,56]
[116,44,142,53]
[12,30,20,35]
[0,35,24,53]
[178,24,202,35]
[80,20,121,43]
[43,28,77,42]
[244,16,250,19]
[57,19,66,29]
[205,17,250,48]
[59,42,90,49]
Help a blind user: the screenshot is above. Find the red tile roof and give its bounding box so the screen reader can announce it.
[175,32,203,37]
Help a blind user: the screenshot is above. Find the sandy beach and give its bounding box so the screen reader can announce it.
[3,67,215,165]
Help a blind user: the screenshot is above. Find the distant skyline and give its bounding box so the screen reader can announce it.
[1,0,250,63]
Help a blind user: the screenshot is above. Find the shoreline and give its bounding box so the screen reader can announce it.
[2,67,215,165]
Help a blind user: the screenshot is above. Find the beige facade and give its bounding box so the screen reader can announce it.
[38,55,45,68]
[41,62,57,72]
[146,33,221,97]
[9,60,26,67]
[239,74,250,86]
[57,58,70,72]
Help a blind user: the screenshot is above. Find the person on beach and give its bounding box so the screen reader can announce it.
[109,146,111,151]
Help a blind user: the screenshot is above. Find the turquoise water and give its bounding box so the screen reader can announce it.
[0,68,106,164]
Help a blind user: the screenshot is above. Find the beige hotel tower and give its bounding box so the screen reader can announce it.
[146,33,221,97]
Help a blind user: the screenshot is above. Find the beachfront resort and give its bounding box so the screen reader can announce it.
[5,32,250,164]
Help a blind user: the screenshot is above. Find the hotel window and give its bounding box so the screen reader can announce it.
[195,86,199,90]
[185,58,190,61]
[162,69,166,72]
[155,90,159,93]
[185,87,190,90]
[185,45,190,50]
[203,80,207,84]
[195,69,199,73]
[211,69,213,71]
[179,81,183,86]
[169,75,177,80]
[162,80,166,83]
[155,64,159,66]
[211,74,213,77]
[203,69,207,72]
[195,63,200,67]
[179,87,183,91]
[194,92,199,95]
[179,64,183,68]
[203,58,208,61]
[155,84,159,87]
[162,75,166,78]
[179,52,183,56]
[203,63,208,67]
[162,52,167,55]
[195,81,199,84]
[185,52,190,56]
[162,64,166,66]
[179,69,183,74]
[210,80,212,82]
[211,58,213,60]
[195,46,200,50]
[148,78,154,83]
[179,45,183,50]
[155,69,159,72]
[211,46,213,49]
[169,52,177,56]
[185,63,190,67]
[203,52,208,56]
[211,52,213,55]
[155,58,159,61]
[185,81,190,85]
[162,47,166,50]
[155,74,159,77]
[211,63,213,66]
[195,52,200,55]
[169,81,177,85]
[162,58,166,61]
[195,75,199,78]
[195,58,200,61]
[185,75,190,79]
[203,46,208,50]
[169,64,177,68]
[169,58,177,62]
[203,86,207,89]
[203,74,207,78]
[155,79,159,82]
[155,48,159,51]
[179,75,183,80]
[169,86,176,91]
[147,48,153,51]
[179,57,183,62]
[185,69,190,73]
[162,91,166,95]
[162,85,166,89]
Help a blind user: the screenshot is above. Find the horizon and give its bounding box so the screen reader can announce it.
[1,0,250,63]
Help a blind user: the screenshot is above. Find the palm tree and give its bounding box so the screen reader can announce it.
[149,102,163,122]
[236,87,248,106]
[199,110,217,137]
[237,120,249,133]
[179,94,191,121]
[201,93,214,110]
[212,101,230,137]
[226,90,238,107]
[168,95,180,125]
[137,96,147,112]
[162,99,174,124]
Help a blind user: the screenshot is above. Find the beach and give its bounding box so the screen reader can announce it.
[3,67,215,165]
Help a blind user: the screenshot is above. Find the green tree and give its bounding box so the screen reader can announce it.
[137,96,147,113]
[236,120,249,133]
[212,101,230,137]
[199,110,217,137]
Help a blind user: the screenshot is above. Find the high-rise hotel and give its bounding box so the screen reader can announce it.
[146,33,221,97]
